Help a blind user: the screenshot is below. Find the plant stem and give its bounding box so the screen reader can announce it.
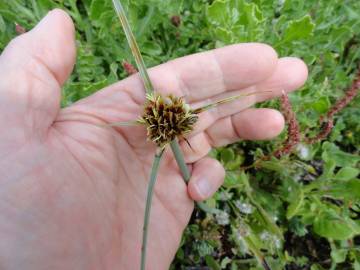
[141,149,165,270]
[111,0,154,93]
[170,139,190,182]
[170,139,220,214]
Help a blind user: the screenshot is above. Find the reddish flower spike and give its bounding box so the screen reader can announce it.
[273,92,300,158]
[306,67,360,144]
[15,23,26,35]
[122,60,138,76]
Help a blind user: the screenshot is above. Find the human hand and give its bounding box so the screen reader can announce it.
[0,10,307,270]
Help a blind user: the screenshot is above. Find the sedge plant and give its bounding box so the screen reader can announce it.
[110,0,273,269]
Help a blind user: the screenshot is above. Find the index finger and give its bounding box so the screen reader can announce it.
[153,43,278,102]
[104,43,278,105]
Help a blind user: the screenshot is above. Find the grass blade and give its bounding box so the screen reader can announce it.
[141,149,165,270]
[111,0,154,93]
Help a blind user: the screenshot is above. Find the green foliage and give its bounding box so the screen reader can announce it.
[1,0,359,269]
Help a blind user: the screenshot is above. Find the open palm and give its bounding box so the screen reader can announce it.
[0,10,308,270]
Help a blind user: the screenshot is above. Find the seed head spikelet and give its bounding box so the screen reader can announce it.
[138,93,198,148]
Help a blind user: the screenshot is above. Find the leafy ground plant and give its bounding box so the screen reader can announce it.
[1,0,359,269]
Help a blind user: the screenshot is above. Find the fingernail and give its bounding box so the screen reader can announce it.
[196,179,212,198]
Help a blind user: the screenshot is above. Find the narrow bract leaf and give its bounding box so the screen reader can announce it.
[141,149,165,270]
[111,0,154,93]
[193,91,272,114]
[97,120,140,128]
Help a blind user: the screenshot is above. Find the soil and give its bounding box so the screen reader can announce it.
[284,231,331,269]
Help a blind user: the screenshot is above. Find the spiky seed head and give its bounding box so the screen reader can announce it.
[138,93,198,148]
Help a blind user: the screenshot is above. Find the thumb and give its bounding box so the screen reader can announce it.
[188,157,225,201]
[0,9,76,133]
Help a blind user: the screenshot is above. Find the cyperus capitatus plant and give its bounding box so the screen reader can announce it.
[109,1,271,269]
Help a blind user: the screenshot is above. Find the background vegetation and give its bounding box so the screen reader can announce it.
[1,0,359,269]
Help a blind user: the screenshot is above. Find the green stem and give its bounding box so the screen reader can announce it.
[141,149,165,270]
[170,139,220,214]
[170,139,190,182]
[111,0,154,93]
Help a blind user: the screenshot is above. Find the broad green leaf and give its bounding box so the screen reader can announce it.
[260,160,285,173]
[283,15,315,43]
[220,148,234,163]
[319,159,336,180]
[219,148,245,170]
[90,0,111,20]
[237,0,263,29]
[142,41,162,56]
[220,257,232,269]
[223,172,242,189]
[313,211,355,240]
[322,142,360,167]
[355,261,360,270]
[213,27,233,44]
[347,179,360,199]
[205,255,221,270]
[326,26,353,52]
[331,248,348,264]
[334,167,359,181]
[325,179,360,201]
[310,264,326,270]
[286,189,304,219]
[207,0,229,27]
[305,96,331,114]
[206,0,264,42]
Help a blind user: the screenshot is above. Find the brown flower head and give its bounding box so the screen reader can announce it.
[170,15,181,27]
[138,93,198,148]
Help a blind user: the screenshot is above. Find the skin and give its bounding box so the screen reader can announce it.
[0,10,308,270]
